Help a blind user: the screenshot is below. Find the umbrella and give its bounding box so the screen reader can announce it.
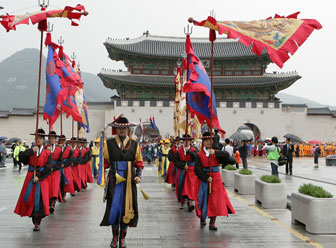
[0,136,7,140]
[283,134,304,143]
[230,132,249,141]
[6,137,20,144]
[240,130,254,140]
[309,140,322,145]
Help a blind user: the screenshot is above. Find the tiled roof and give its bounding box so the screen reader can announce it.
[105,34,269,60]
[282,104,308,108]
[10,108,35,116]
[307,107,332,115]
[0,111,10,118]
[98,70,301,89]
[0,107,44,118]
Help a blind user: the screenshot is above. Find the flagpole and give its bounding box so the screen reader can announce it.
[184,26,192,143]
[33,28,46,178]
[72,117,74,147]
[60,107,63,136]
[208,10,216,194]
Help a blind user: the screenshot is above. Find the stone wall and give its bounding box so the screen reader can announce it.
[1,101,335,144]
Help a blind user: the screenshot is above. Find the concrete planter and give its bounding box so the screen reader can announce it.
[255,179,287,209]
[222,169,236,187]
[234,173,255,195]
[291,192,336,234]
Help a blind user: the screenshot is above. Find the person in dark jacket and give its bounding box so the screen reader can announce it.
[212,129,220,150]
[238,141,248,169]
[313,144,321,168]
[282,138,294,175]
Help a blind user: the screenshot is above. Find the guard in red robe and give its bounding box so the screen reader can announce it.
[100,116,143,248]
[78,139,88,189]
[48,131,63,213]
[83,139,93,184]
[194,131,236,231]
[71,137,82,192]
[174,134,197,211]
[14,129,52,231]
[165,137,180,190]
[59,135,74,201]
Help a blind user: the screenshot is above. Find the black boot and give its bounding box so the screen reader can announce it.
[187,201,194,212]
[200,218,206,226]
[33,217,41,232]
[119,230,127,248]
[209,217,217,231]
[110,228,119,248]
[49,199,55,214]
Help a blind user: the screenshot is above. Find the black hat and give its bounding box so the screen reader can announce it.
[181,134,193,140]
[108,115,137,128]
[201,131,214,140]
[59,135,66,140]
[70,137,78,141]
[30,128,48,137]
[49,131,60,138]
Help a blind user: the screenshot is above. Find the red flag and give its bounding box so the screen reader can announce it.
[0,4,87,32]
[191,13,322,68]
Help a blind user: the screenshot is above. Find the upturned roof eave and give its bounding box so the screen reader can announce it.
[104,42,270,61]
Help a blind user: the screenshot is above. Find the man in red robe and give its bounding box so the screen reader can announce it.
[47,131,63,213]
[71,137,82,193]
[14,129,52,231]
[194,131,236,230]
[165,137,180,190]
[174,134,197,211]
[59,135,74,201]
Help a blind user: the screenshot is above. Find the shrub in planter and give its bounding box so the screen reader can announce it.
[260,175,281,184]
[234,169,255,195]
[222,165,236,187]
[298,183,332,198]
[255,175,286,209]
[239,168,252,175]
[292,184,336,234]
[224,164,237,170]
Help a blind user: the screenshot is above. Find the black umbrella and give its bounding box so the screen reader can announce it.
[283,134,304,143]
[230,132,250,141]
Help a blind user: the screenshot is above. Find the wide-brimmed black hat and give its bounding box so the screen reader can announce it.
[108,115,137,128]
[201,131,215,140]
[30,128,48,137]
[174,136,180,142]
[70,137,78,141]
[49,131,60,138]
[181,134,193,140]
[59,135,66,140]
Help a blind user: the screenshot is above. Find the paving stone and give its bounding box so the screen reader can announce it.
[1,158,336,247]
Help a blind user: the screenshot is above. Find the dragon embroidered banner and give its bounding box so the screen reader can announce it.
[190,12,322,68]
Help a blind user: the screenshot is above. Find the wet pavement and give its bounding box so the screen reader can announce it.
[0,157,336,248]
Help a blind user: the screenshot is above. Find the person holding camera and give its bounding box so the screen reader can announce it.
[264,137,281,177]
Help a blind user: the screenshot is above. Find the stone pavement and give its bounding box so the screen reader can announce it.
[0,157,336,248]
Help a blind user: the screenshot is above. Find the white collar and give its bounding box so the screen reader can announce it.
[51,144,56,153]
[37,146,44,156]
[203,147,210,157]
[117,136,129,149]
[183,145,190,154]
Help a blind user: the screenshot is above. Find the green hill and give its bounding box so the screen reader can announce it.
[0,48,115,110]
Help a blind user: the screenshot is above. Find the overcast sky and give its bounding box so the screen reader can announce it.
[0,0,335,105]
